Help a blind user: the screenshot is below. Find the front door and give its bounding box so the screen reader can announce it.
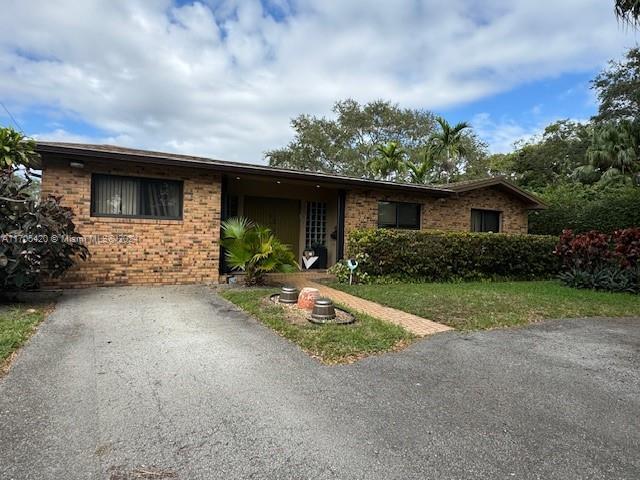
[243,196,301,255]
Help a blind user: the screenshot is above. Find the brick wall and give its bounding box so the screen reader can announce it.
[344,186,529,240]
[41,157,221,287]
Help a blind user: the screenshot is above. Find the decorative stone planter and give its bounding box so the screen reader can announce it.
[297,287,319,310]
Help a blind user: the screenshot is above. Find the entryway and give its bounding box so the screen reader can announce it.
[243,196,301,254]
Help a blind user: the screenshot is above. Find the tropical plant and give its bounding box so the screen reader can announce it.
[430,116,471,183]
[1,127,88,290]
[615,0,640,27]
[367,142,406,181]
[406,147,437,184]
[575,120,640,184]
[555,228,640,293]
[220,217,299,286]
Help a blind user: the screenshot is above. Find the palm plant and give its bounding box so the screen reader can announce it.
[577,121,640,184]
[406,147,437,184]
[430,117,471,183]
[220,217,299,286]
[367,142,406,181]
[615,0,640,27]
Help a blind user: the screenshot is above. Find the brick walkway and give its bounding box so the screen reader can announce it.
[273,274,452,337]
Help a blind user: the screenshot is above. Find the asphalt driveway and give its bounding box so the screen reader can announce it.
[1,286,638,480]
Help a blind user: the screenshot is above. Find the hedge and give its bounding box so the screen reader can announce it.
[346,228,559,282]
[529,184,640,235]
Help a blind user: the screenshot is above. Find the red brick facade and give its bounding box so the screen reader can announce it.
[344,186,529,237]
[41,158,221,287]
[41,157,530,288]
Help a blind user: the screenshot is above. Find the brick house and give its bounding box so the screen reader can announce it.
[36,142,545,287]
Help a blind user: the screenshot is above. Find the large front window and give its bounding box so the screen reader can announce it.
[377,201,421,229]
[91,174,183,219]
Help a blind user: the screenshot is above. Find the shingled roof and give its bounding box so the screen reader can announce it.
[35,142,546,208]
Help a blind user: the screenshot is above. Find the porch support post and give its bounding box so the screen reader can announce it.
[337,189,346,261]
[219,175,229,274]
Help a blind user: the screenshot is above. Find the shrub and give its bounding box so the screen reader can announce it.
[343,228,559,283]
[220,217,299,286]
[555,228,640,293]
[529,183,640,235]
[558,265,640,293]
[1,176,89,290]
[1,127,88,290]
[328,254,371,284]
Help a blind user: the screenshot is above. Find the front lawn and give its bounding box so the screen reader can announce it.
[220,288,414,364]
[330,280,640,331]
[0,304,47,373]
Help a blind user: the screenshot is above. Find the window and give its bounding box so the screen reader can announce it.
[377,201,421,229]
[471,209,501,233]
[305,201,327,247]
[91,174,183,219]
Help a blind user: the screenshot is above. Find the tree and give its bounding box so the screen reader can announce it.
[428,117,471,183]
[266,99,485,178]
[367,142,406,181]
[496,120,592,190]
[406,147,438,184]
[220,217,298,286]
[615,0,640,27]
[575,120,640,184]
[592,47,640,123]
[0,127,39,172]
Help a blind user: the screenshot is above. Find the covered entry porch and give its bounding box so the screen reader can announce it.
[220,173,346,273]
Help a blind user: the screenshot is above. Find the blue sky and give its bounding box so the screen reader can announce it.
[0,1,637,163]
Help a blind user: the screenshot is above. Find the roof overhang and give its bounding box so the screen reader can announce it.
[36,142,453,197]
[35,142,547,208]
[447,177,547,209]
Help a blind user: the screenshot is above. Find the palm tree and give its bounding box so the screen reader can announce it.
[584,121,639,183]
[430,116,470,183]
[220,217,299,286]
[367,142,406,181]
[615,0,640,27]
[406,147,437,184]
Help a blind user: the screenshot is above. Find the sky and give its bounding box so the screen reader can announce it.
[0,0,638,164]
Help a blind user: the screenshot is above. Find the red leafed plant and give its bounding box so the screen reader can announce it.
[612,228,640,268]
[556,228,640,293]
[555,229,612,271]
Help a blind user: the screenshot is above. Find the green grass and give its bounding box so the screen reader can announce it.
[219,288,414,363]
[329,280,640,331]
[0,305,47,368]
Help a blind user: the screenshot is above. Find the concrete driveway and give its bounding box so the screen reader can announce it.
[1,286,639,480]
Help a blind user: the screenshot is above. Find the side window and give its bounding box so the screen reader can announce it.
[471,209,501,232]
[377,201,421,229]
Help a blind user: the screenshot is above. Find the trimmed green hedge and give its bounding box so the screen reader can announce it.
[346,228,559,282]
[529,184,640,235]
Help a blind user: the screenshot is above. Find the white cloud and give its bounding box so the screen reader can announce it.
[472,112,592,154]
[472,113,542,153]
[0,0,634,163]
